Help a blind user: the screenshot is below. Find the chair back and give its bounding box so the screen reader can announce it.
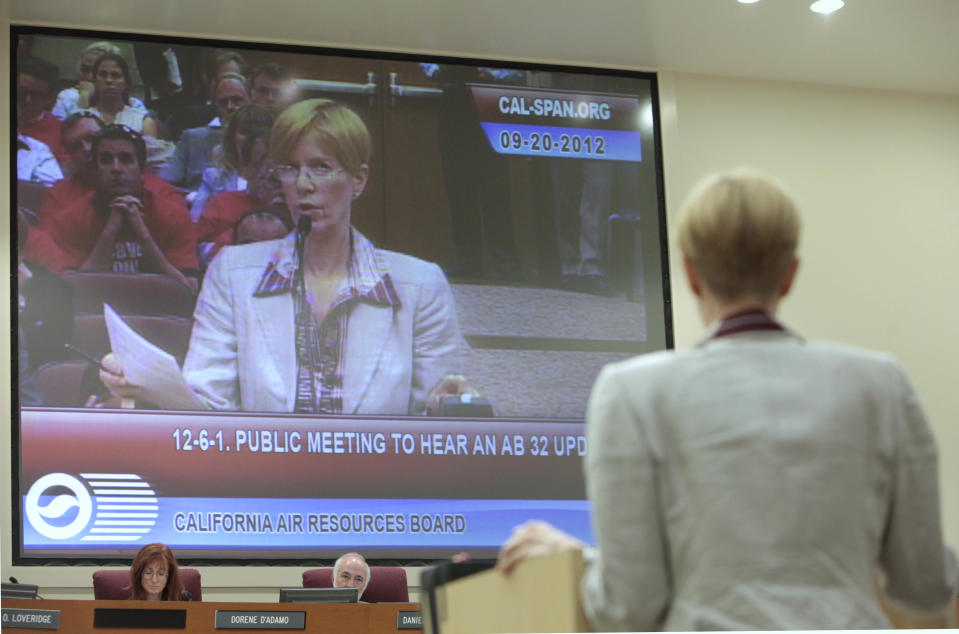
[71,314,194,366]
[64,271,197,318]
[19,265,74,371]
[92,570,131,600]
[93,568,202,601]
[180,569,203,601]
[29,360,93,407]
[302,567,409,603]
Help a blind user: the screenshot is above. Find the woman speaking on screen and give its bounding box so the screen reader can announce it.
[104,99,468,415]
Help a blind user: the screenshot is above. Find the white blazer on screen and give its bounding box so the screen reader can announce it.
[182,237,463,415]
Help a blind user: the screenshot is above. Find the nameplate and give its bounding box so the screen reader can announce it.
[396,610,423,629]
[1,608,60,629]
[215,611,305,629]
[93,608,187,628]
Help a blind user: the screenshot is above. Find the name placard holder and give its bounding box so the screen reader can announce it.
[1,608,61,629]
[215,610,306,629]
[93,607,187,628]
[397,610,423,629]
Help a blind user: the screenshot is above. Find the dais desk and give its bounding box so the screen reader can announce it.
[1,598,421,633]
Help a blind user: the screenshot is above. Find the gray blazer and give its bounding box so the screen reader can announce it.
[580,326,958,630]
[190,167,240,222]
[183,238,463,415]
[158,125,224,191]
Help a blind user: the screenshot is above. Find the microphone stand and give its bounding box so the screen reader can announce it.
[293,216,316,410]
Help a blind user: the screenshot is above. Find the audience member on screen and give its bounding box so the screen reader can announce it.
[30,113,184,221]
[159,72,251,194]
[232,208,294,246]
[23,124,197,286]
[131,42,197,123]
[17,57,63,187]
[251,63,299,114]
[57,112,106,181]
[196,161,288,265]
[17,211,42,407]
[495,168,959,630]
[17,133,63,188]
[422,63,522,281]
[191,104,275,222]
[333,552,370,601]
[83,53,158,137]
[165,49,248,140]
[128,543,186,601]
[102,99,473,415]
[18,55,68,163]
[52,41,148,121]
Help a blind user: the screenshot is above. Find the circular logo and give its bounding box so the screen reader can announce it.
[25,473,93,540]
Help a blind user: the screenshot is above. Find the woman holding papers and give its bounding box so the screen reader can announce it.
[103,99,470,415]
[496,169,958,630]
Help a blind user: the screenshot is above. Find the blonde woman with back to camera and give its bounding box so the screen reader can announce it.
[497,168,958,630]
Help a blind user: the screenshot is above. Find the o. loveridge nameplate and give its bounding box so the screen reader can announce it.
[1,608,61,629]
[215,610,305,629]
[397,610,423,629]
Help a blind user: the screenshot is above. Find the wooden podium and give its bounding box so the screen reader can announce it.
[1,598,421,633]
[421,550,588,634]
[417,550,958,633]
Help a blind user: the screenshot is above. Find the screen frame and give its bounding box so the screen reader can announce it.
[10,22,673,567]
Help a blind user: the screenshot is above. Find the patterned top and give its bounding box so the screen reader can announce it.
[83,105,150,132]
[252,228,401,413]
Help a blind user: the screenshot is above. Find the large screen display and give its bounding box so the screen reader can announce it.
[12,26,671,563]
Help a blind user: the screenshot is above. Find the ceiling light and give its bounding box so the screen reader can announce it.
[737,0,761,3]
[810,0,844,14]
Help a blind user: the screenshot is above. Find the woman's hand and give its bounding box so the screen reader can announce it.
[76,80,95,107]
[496,520,584,575]
[426,374,480,415]
[99,352,149,402]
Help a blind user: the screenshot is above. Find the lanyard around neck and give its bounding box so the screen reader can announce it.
[713,309,785,339]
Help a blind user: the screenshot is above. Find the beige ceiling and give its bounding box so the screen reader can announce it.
[6,0,959,96]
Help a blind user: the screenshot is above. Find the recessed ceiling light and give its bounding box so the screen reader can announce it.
[810,0,844,14]
[737,0,761,3]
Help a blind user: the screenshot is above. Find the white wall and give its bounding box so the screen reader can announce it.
[3,2,957,601]
[659,70,959,551]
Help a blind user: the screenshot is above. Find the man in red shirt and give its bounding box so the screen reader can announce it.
[195,159,289,265]
[25,124,197,288]
[18,56,68,164]
[39,113,181,219]
[36,112,104,219]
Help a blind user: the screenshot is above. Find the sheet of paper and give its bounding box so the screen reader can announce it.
[103,303,206,410]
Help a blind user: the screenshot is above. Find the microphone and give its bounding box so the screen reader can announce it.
[294,215,312,299]
[180,590,192,602]
[295,215,312,264]
[296,214,312,238]
[436,394,495,417]
[294,215,311,300]
[292,214,316,409]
